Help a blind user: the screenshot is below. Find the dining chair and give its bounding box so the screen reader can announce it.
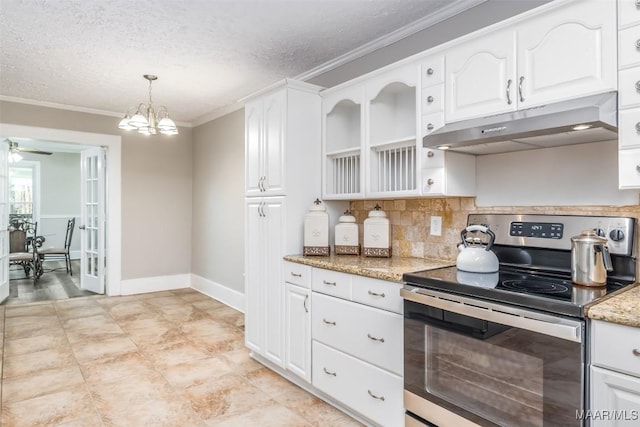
[9,220,43,285]
[39,217,75,275]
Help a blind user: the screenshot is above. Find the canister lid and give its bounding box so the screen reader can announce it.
[338,210,356,223]
[308,198,327,212]
[367,204,387,218]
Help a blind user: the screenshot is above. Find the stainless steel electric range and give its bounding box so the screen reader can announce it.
[402,214,636,427]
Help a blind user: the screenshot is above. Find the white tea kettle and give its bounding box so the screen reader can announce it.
[456,225,499,273]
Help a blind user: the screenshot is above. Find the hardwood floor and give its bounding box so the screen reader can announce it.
[3,260,97,306]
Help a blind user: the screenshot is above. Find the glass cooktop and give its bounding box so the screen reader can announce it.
[402,266,633,318]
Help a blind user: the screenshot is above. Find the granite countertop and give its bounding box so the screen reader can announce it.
[587,284,640,328]
[283,254,454,282]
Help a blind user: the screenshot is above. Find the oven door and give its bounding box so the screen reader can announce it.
[402,286,585,427]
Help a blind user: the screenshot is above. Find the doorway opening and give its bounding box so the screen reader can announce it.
[0,124,122,304]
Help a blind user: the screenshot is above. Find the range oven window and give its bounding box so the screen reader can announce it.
[405,299,584,427]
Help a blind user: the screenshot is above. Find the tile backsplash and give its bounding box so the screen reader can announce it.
[348,198,640,262]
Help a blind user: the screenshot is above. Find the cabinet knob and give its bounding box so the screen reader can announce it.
[427,95,434,103]
[636,0,640,6]
[636,39,640,49]
[636,81,640,92]
[427,151,434,158]
[426,68,434,76]
[636,164,640,173]
[426,123,434,131]
[633,348,640,356]
[635,122,640,132]
[427,178,435,186]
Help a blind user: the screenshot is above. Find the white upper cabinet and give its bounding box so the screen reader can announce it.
[365,64,419,198]
[516,0,616,108]
[445,0,616,123]
[445,29,517,123]
[322,85,365,200]
[245,89,286,197]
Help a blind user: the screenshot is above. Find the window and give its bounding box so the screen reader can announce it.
[9,161,40,224]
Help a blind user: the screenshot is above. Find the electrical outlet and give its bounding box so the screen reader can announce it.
[431,216,442,236]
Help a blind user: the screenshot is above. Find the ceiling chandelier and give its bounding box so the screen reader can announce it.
[118,74,178,136]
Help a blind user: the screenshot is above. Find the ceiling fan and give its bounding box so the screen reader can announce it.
[5,139,52,162]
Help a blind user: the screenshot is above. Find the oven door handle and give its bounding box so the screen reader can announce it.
[401,286,583,343]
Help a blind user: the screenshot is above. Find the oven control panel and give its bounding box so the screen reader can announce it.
[468,214,635,255]
[509,222,563,239]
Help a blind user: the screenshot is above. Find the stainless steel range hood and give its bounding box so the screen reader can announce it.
[423,91,618,155]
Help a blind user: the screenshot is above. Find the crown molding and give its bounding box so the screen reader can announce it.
[0,95,193,128]
[294,0,487,81]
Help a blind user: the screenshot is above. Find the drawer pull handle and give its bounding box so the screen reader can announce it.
[506,79,512,105]
[290,272,302,278]
[322,280,336,286]
[367,333,385,343]
[518,76,525,102]
[633,349,640,357]
[368,390,385,401]
[323,367,337,376]
[368,290,386,298]
[323,318,336,326]
[303,294,309,313]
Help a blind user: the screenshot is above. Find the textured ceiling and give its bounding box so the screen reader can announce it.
[0,0,478,126]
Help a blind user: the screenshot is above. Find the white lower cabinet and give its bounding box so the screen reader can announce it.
[311,266,404,426]
[313,340,403,427]
[285,281,311,382]
[590,320,640,425]
[591,366,640,426]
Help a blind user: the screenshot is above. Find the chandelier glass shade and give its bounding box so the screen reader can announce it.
[118,75,178,136]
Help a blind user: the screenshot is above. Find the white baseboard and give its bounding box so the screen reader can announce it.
[120,274,191,295]
[190,274,245,313]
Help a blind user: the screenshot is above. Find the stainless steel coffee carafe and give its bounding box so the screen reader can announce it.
[570,230,613,286]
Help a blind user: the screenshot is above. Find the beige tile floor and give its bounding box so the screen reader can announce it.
[0,289,363,426]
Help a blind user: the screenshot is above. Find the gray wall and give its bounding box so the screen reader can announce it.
[191,109,245,293]
[0,100,193,281]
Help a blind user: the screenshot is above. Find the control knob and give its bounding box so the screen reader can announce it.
[593,228,606,238]
[609,229,625,242]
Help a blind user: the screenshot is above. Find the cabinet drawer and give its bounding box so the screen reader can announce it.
[422,168,445,195]
[421,85,444,115]
[619,25,640,69]
[619,0,640,29]
[312,292,403,374]
[619,108,640,149]
[312,340,404,427]
[591,320,640,377]
[311,268,352,299]
[352,275,403,314]
[421,56,444,87]
[283,261,311,288]
[421,112,444,137]
[619,148,640,189]
[619,68,640,109]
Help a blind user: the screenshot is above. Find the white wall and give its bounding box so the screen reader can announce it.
[476,140,640,207]
[20,151,81,254]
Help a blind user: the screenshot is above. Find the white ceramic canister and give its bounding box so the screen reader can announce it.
[303,198,329,256]
[363,204,391,257]
[335,210,360,255]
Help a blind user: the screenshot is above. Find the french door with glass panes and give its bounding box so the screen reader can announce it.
[0,142,10,302]
[80,147,106,294]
